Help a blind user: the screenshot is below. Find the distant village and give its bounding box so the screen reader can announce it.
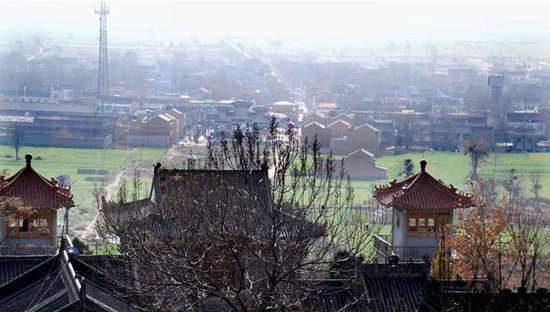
[0,20,549,312]
[0,33,549,158]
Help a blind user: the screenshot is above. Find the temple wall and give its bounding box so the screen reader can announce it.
[406,236,439,248]
[392,208,407,247]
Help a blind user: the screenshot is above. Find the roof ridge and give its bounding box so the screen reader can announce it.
[353,123,378,132]
[303,121,325,129]
[329,119,351,126]
[347,148,374,158]
[391,171,424,201]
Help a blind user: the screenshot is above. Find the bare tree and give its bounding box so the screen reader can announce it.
[11,126,24,161]
[500,168,523,206]
[462,137,489,180]
[528,171,543,213]
[505,206,550,291]
[99,119,384,311]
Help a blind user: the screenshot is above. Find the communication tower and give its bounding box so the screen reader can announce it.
[95,1,110,105]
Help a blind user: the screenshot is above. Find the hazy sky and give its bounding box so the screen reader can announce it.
[1,1,550,46]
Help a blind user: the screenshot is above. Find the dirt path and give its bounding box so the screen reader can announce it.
[157,142,208,167]
[78,150,133,240]
[103,166,128,201]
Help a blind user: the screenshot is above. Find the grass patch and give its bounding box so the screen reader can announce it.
[128,147,167,163]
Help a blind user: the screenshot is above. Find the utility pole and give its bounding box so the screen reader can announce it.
[95,1,110,113]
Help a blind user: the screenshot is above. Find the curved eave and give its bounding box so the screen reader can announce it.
[0,166,74,210]
[373,171,475,210]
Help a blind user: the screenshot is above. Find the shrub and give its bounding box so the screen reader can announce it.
[72,237,92,254]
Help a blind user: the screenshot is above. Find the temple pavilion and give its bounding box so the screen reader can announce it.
[373,159,475,261]
[0,154,74,254]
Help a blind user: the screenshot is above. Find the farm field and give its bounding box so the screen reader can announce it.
[351,151,550,204]
[0,144,547,243]
[0,145,167,234]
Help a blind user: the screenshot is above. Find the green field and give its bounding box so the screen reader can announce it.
[351,151,550,204]
[0,144,548,241]
[0,145,166,231]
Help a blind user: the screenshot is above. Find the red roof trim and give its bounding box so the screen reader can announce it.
[373,160,474,210]
[0,154,73,209]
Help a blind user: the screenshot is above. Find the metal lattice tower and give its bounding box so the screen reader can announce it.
[95,1,110,103]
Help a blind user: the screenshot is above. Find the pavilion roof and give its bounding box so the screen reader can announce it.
[373,160,474,210]
[0,154,74,210]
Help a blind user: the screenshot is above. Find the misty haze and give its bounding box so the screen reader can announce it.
[0,1,549,311]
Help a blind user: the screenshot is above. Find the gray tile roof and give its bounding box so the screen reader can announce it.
[308,263,430,312]
[140,168,325,240]
[0,255,52,286]
[0,251,133,312]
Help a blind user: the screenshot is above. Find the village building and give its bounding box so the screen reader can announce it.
[314,90,334,104]
[328,119,351,136]
[339,149,387,180]
[115,118,140,145]
[210,101,271,129]
[430,114,494,151]
[301,111,382,155]
[301,122,332,148]
[330,113,355,127]
[164,108,186,139]
[373,159,475,261]
[0,154,73,254]
[96,95,134,115]
[504,110,546,152]
[330,124,380,155]
[266,101,302,122]
[316,102,338,113]
[302,111,328,126]
[123,109,185,148]
[0,102,117,148]
[189,87,213,101]
[0,90,52,104]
